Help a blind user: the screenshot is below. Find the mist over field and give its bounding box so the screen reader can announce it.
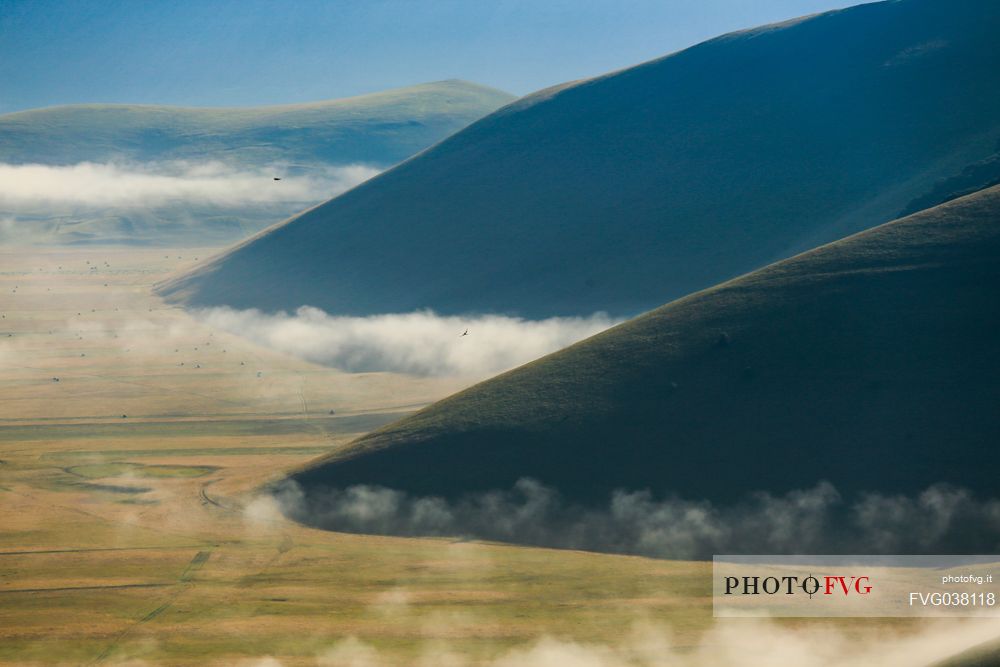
[101,620,1000,667]
[196,306,621,377]
[264,479,1000,560]
[224,618,1000,667]
[0,161,378,209]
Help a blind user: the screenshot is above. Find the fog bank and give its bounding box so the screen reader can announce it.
[0,161,378,209]
[196,306,621,377]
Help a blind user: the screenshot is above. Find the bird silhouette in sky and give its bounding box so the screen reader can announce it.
[460,329,469,337]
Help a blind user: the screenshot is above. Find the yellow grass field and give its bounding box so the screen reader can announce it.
[0,248,982,666]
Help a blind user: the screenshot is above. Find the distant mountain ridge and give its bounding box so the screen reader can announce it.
[0,80,514,245]
[161,0,1000,317]
[0,80,514,167]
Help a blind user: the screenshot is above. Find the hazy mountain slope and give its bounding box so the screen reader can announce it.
[288,185,1000,506]
[0,80,513,167]
[0,80,513,245]
[161,0,1000,317]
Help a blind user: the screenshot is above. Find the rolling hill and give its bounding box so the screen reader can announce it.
[287,184,1000,508]
[0,80,513,244]
[161,0,1000,318]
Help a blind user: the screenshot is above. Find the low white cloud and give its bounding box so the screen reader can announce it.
[0,161,378,209]
[235,659,287,667]
[243,493,288,526]
[195,306,620,377]
[270,479,1000,559]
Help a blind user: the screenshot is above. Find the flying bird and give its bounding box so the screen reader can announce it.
[460,329,469,337]
[273,177,282,181]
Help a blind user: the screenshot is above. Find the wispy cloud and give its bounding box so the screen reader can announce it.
[0,161,378,209]
[195,306,620,377]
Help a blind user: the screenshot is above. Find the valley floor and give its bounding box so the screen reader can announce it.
[0,247,970,666]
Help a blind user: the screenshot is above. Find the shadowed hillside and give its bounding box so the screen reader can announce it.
[288,185,1000,507]
[161,0,1000,317]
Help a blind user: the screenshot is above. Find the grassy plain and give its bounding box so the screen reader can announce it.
[0,248,720,666]
[3,247,993,666]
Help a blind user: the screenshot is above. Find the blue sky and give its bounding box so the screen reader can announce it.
[0,0,855,113]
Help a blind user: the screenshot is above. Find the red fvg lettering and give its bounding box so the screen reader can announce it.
[823,576,872,595]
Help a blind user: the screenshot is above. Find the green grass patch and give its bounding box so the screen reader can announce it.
[1,412,410,442]
[67,462,218,479]
[46,446,336,460]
